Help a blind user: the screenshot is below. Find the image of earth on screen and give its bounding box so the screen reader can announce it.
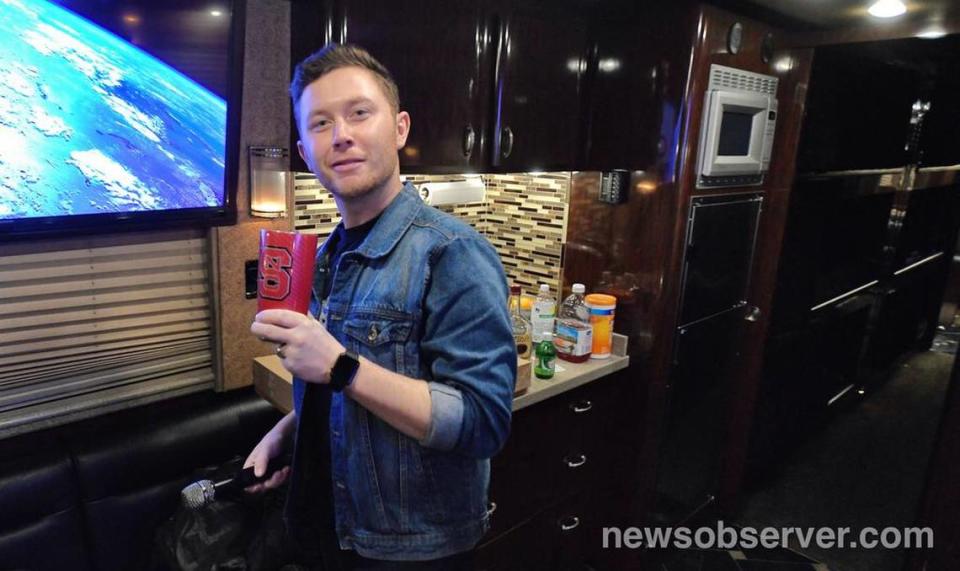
[0,0,228,221]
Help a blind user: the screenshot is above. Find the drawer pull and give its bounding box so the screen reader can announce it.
[564,453,587,468]
[559,516,580,531]
[569,400,593,414]
[486,501,497,516]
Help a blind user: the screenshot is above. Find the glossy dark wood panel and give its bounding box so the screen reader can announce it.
[665,4,814,512]
[339,0,493,172]
[796,43,920,173]
[563,2,813,522]
[289,0,335,173]
[581,2,698,170]
[561,2,694,525]
[490,1,588,171]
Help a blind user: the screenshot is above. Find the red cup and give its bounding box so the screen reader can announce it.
[258,229,318,315]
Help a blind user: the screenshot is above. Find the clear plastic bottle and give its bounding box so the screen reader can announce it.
[531,284,556,343]
[555,283,592,362]
[559,283,589,321]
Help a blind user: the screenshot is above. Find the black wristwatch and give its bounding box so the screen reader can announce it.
[329,349,360,392]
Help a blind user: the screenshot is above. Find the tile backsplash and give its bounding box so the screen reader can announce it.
[292,172,569,297]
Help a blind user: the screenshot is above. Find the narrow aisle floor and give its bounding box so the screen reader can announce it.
[733,348,954,571]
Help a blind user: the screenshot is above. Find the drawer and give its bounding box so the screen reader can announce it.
[487,373,635,540]
[477,490,604,571]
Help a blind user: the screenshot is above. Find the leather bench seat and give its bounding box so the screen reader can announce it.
[0,388,281,571]
[0,433,92,571]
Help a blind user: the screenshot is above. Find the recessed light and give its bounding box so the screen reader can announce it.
[868,0,907,19]
[917,27,947,39]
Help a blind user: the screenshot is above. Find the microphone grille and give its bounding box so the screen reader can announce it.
[180,480,214,509]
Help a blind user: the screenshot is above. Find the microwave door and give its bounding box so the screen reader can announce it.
[697,89,772,187]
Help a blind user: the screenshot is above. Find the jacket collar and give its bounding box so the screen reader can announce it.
[319,181,422,260]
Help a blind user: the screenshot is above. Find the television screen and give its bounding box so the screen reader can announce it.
[0,0,238,235]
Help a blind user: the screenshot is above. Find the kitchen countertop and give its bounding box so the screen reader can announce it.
[252,334,629,414]
[511,351,629,411]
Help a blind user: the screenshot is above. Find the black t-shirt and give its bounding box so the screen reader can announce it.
[285,214,380,568]
[321,215,380,300]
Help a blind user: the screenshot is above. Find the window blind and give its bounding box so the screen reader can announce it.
[0,229,215,437]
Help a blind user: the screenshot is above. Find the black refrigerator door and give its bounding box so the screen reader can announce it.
[678,194,763,327]
[656,193,763,519]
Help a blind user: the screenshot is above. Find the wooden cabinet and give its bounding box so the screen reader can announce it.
[477,371,636,569]
[796,42,921,173]
[581,2,697,171]
[289,0,590,172]
[488,0,588,171]
[335,0,494,172]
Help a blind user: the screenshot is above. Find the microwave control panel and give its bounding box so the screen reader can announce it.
[761,102,778,171]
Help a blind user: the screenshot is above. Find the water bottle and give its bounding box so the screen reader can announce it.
[559,283,589,321]
[556,283,592,363]
[531,284,556,343]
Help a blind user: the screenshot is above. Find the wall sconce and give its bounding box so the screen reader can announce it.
[248,146,289,218]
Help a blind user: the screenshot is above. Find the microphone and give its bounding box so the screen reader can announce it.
[180,453,291,509]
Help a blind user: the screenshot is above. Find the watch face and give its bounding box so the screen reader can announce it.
[330,350,360,391]
[728,22,743,55]
[761,32,775,63]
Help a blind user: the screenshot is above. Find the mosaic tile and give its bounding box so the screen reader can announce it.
[291,172,570,301]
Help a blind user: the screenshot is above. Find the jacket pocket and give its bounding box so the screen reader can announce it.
[343,312,413,372]
[419,448,487,525]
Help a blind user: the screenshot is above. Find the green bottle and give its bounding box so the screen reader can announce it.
[534,332,557,380]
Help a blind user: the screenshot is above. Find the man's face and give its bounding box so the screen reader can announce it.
[296,66,409,201]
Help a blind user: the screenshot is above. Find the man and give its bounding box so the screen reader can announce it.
[244,44,516,569]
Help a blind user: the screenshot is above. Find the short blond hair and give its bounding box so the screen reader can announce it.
[290,43,400,128]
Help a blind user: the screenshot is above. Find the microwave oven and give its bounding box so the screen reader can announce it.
[697,65,779,188]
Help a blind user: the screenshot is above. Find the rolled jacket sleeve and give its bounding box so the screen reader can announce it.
[418,235,516,458]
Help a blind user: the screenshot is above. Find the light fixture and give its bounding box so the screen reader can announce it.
[598,58,622,73]
[417,179,486,206]
[917,27,947,39]
[868,0,907,19]
[210,9,223,17]
[773,56,794,73]
[248,146,289,218]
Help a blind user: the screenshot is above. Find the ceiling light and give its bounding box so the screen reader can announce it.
[210,9,223,17]
[868,0,907,19]
[917,27,947,39]
[598,58,622,73]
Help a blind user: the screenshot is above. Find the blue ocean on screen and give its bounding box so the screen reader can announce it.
[0,0,227,220]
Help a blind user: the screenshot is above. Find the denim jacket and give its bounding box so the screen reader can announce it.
[291,182,516,561]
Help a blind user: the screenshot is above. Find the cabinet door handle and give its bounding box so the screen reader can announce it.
[501,126,514,159]
[486,501,497,516]
[559,516,580,531]
[569,400,593,414]
[564,453,587,468]
[462,124,476,159]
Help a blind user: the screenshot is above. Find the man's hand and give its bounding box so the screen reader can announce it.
[251,309,346,383]
[243,412,295,494]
